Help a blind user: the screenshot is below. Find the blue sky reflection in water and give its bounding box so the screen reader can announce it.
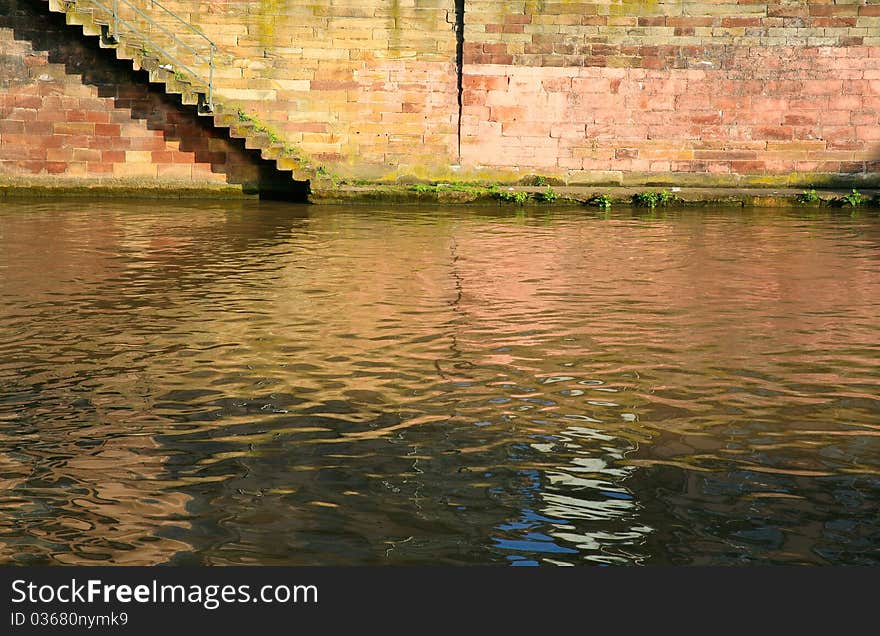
[0,201,878,565]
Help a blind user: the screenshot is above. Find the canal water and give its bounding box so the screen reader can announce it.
[0,200,878,565]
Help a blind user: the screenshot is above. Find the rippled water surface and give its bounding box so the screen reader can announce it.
[0,200,878,565]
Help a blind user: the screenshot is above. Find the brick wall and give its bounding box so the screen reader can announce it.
[461,1,880,185]
[139,0,461,181]
[107,0,880,184]
[4,1,880,187]
[0,0,268,192]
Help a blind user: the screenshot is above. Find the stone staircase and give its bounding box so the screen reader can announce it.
[42,0,315,183]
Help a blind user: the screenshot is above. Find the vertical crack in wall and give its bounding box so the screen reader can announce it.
[454,0,465,164]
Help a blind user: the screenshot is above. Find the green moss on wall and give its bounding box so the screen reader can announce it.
[258,0,282,46]
[609,0,660,17]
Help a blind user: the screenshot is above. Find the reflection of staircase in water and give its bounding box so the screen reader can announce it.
[44,0,316,187]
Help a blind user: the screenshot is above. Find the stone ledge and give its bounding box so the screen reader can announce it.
[310,184,880,208]
[0,176,256,199]
[2,177,878,208]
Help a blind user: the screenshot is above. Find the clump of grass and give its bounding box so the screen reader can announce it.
[233,108,317,173]
[632,189,678,208]
[588,194,613,209]
[408,183,494,196]
[237,109,274,137]
[840,189,864,207]
[658,189,676,206]
[496,190,529,205]
[796,189,821,204]
[441,183,491,194]
[537,186,558,203]
[406,182,542,204]
[237,109,294,150]
[282,146,304,164]
[632,191,659,208]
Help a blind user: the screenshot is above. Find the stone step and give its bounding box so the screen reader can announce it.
[227,122,257,138]
[65,9,101,37]
[276,157,308,173]
[211,109,237,126]
[42,0,313,186]
[260,143,288,160]
[244,131,271,150]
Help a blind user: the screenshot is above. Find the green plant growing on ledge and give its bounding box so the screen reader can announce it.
[796,189,821,204]
[237,109,286,148]
[537,186,558,203]
[440,183,490,194]
[632,191,659,208]
[231,108,318,176]
[658,189,676,206]
[407,183,494,197]
[496,190,529,205]
[840,189,864,207]
[633,189,677,208]
[588,194,613,209]
[283,146,303,160]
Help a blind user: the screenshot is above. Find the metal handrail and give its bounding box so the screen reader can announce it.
[116,0,203,60]
[73,0,217,110]
[147,0,212,45]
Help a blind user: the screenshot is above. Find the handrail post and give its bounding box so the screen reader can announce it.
[208,43,215,111]
[112,0,118,40]
[90,0,220,112]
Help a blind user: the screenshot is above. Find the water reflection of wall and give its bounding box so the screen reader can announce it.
[2,204,878,565]
[0,200,313,564]
[152,207,880,565]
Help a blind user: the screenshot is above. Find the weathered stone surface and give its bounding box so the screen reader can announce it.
[0,1,278,193]
[461,1,880,182]
[2,1,879,188]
